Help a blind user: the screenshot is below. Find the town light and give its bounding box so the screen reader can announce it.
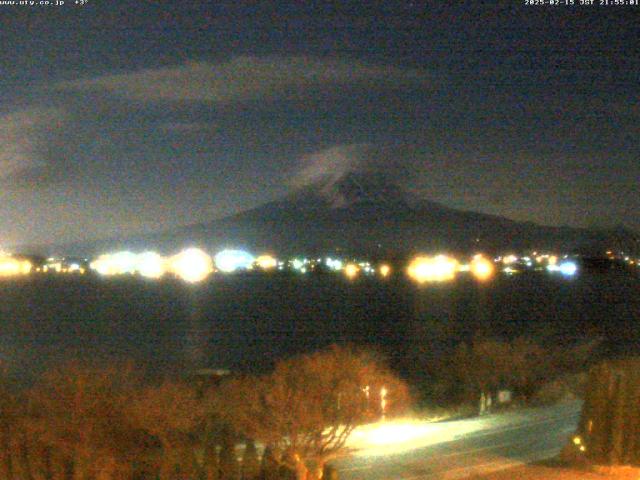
[0,255,32,277]
[559,261,577,276]
[379,264,391,278]
[170,248,213,283]
[344,263,359,279]
[137,251,165,279]
[470,255,495,281]
[255,254,277,270]
[325,257,343,271]
[214,249,254,273]
[502,255,518,265]
[407,255,458,283]
[90,252,137,276]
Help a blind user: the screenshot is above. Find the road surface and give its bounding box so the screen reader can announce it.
[337,401,581,480]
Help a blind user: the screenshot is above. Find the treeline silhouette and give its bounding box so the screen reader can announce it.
[0,345,409,480]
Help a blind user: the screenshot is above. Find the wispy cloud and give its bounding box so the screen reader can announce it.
[0,108,66,182]
[291,144,370,189]
[56,56,430,103]
[291,143,416,190]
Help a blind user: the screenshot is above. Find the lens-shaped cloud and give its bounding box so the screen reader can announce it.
[56,56,430,104]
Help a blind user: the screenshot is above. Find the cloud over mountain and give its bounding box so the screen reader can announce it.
[292,143,417,186]
[290,144,419,208]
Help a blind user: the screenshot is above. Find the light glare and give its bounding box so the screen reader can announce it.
[559,261,577,276]
[170,248,213,283]
[0,256,32,277]
[470,255,495,281]
[255,254,277,270]
[214,249,255,273]
[344,263,359,279]
[137,251,165,279]
[407,255,458,283]
[379,264,391,278]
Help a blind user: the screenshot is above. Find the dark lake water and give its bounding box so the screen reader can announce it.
[0,269,639,381]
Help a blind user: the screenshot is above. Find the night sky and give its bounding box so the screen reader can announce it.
[1,2,638,247]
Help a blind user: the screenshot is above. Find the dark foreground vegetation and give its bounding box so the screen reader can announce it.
[429,336,598,409]
[0,345,409,480]
[0,333,599,480]
[574,357,640,465]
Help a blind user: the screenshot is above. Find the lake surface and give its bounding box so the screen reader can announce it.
[0,269,639,381]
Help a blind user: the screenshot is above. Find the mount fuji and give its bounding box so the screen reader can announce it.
[57,171,639,258]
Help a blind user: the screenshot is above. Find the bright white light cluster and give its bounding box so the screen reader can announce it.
[90,247,266,281]
[0,255,32,277]
[255,255,277,270]
[493,251,565,275]
[214,249,255,273]
[548,261,578,276]
[91,251,161,278]
[325,257,343,271]
[289,258,310,273]
[170,248,214,282]
[407,255,459,284]
[358,261,375,275]
[85,246,584,285]
[90,248,214,283]
[136,251,165,279]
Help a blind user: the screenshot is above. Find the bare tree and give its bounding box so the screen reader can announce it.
[450,336,598,410]
[216,345,410,480]
[0,369,19,480]
[25,361,148,480]
[241,439,260,480]
[576,357,640,465]
[127,379,205,480]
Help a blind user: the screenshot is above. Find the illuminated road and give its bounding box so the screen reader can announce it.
[338,401,581,480]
